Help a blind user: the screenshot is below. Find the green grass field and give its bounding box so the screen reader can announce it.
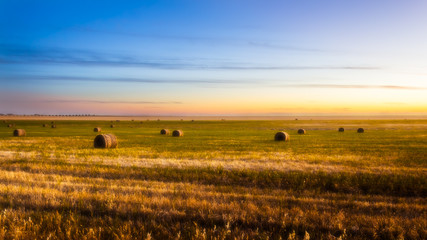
[0,119,426,239]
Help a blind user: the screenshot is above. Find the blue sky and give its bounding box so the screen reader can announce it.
[0,0,426,115]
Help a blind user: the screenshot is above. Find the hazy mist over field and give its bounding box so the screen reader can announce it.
[1,0,426,116]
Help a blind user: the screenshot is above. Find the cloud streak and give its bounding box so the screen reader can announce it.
[0,92,182,105]
[2,75,238,85]
[248,41,322,52]
[72,27,323,52]
[3,74,424,91]
[43,99,182,104]
[281,84,426,90]
[0,44,380,70]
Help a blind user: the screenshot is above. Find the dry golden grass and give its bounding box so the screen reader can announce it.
[0,119,425,239]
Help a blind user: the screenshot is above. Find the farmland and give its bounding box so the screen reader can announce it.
[0,119,426,239]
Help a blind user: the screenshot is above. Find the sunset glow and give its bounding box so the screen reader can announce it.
[1,0,426,116]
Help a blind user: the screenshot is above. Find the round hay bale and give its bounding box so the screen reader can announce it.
[51,124,56,128]
[338,127,344,132]
[274,132,290,141]
[94,134,118,148]
[94,127,101,132]
[7,124,13,128]
[13,129,26,137]
[357,128,364,133]
[51,121,55,124]
[43,124,48,127]
[110,125,115,128]
[297,129,306,134]
[172,130,184,137]
[160,129,170,135]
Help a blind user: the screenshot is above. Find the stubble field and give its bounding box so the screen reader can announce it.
[0,119,426,239]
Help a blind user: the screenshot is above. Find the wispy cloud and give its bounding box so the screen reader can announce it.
[0,44,380,70]
[0,91,182,105]
[2,75,237,85]
[72,27,322,52]
[70,26,221,43]
[280,84,426,90]
[43,99,182,104]
[218,66,379,70]
[248,41,322,52]
[3,73,424,91]
[0,45,185,69]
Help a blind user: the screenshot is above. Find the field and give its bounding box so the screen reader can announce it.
[0,119,426,239]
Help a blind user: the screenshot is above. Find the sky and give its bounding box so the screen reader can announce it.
[0,0,426,116]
